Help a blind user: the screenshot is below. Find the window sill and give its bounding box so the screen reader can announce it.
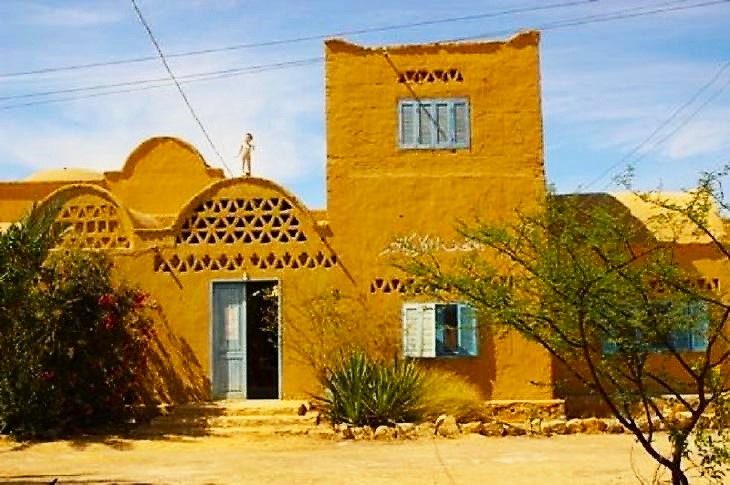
[398,145,469,151]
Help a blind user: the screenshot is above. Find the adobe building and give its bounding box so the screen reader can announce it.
[2,31,719,404]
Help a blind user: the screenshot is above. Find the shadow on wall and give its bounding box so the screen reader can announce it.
[416,328,497,399]
[139,304,209,405]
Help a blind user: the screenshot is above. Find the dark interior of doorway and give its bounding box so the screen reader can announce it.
[246,281,279,399]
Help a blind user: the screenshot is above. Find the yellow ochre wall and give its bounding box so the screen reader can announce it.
[15,138,353,401]
[0,32,557,401]
[325,31,552,399]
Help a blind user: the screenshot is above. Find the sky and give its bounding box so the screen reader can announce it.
[1,0,729,209]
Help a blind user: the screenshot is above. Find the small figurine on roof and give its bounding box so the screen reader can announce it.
[237,132,255,177]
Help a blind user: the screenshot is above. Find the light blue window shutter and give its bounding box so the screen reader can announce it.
[403,303,422,357]
[453,101,469,146]
[458,303,478,356]
[602,339,618,355]
[418,103,433,146]
[689,302,709,351]
[672,329,691,352]
[421,303,437,358]
[400,102,416,146]
[435,103,449,144]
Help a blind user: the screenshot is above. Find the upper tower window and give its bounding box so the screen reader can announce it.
[398,98,469,149]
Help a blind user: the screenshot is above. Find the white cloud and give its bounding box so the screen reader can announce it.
[543,53,730,158]
[0,49,326,205]
[20,4,123,27]
[664,115,730,160]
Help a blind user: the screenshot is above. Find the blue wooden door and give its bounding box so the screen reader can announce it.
[212,282,246,398]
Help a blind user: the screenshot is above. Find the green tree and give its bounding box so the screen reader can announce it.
[0,204,154,438]
[399,179,730,484]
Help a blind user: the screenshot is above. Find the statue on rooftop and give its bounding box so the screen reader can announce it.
[237,132,255,177]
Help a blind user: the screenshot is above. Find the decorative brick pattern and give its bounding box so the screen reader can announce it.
[154,251,337,273]
[57,203,131,249]
[369,277,414,294]
[397,68,463,84]
[177,197,307,245]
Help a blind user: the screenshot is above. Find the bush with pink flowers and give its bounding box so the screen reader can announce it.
[0,207,154,438]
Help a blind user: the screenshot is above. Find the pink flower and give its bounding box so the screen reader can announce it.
[133,291,149,308]
[98,293,117,307]
[103,313,116,330]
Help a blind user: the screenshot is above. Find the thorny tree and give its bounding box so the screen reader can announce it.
[398,171,730,484]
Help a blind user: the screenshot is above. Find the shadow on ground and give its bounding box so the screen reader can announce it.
[0,402,228,452]
[0,473,149,484]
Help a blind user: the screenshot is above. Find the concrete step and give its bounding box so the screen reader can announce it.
[132,400,324,438]
[162,400,311,418]
[136,421,318,435]
[151,414,318,428]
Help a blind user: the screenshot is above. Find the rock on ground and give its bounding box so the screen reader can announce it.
[434,415,460,438]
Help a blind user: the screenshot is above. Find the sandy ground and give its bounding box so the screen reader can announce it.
[0,432,697,484]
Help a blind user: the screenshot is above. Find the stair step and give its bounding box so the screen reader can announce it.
[133,400,324,438]
[151,414,318,428]
[163,400,311,418]
[133,422,323,438]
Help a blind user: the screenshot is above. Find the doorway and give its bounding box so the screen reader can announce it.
[211,281,279,399]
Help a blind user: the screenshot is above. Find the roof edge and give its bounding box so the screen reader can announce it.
[325,30,539,54]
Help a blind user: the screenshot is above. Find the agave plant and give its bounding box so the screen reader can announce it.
[316,352,424,427]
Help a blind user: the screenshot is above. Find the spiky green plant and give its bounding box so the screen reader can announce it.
[316,352,424,427]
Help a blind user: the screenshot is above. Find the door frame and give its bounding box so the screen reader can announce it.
[209,277,282,399]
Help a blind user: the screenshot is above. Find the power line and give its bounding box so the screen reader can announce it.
[1,0,725,112]
[0,58,323,103]
[0,59,322,110]
[538,0,726,31]
[129,0,233,177]
[620,68,730,167]
[579,59,730,192]
[449,0,726,42]
[0,0,597,79]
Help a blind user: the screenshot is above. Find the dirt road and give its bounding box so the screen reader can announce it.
[0,433,693,484]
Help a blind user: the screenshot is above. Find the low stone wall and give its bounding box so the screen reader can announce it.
[326,413,705,441]
[480,399,565,422]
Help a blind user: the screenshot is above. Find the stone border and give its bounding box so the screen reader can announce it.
[322,414,688,441]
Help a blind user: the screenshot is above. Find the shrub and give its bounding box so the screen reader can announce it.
[419,368,485,422]
[0,208,154,438]
[316,352,425,427]
[282,289,400,375]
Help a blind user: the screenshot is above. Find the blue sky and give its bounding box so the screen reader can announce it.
[1,0,729,209]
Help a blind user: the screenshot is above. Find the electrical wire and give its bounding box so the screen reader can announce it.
[0,58,323,103]
[449,0,726,42]
[0,59,322,110]
[0,0,598,79]
[2,0,723,110]
[579,59,730,192]
[130,0,233,177]
[382,52,453,143]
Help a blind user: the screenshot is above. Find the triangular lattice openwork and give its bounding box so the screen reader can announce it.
[177,197,307,244]
[397,68,463,84]
[369,277,414,294]
[154,251,337,273]
[56,203,131,249]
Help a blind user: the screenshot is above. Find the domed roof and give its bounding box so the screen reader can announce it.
[25,167,104,182]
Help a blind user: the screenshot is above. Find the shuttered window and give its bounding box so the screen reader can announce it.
[602,301,709,355]
[398,98,470,149]
[685,301,709,351]
[403,302,478,357]
[400,102,416,146]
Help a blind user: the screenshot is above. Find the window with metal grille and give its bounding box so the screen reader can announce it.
[398,98,469,149]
